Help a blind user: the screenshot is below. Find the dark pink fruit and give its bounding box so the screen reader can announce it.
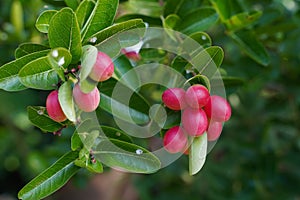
[121,49,141,61]
[73,84,100,112]
[185,84,210,109]
[46,90,67,122]
[163,126,188,153]
[89,51,114,82]
[207,120,223,141]
[182,107,208,137]
[204,95,231,122]
[162,88,187,110]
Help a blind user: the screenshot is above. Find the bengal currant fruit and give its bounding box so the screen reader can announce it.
[207,120,223,141]
[46,90,67,122]
[121,40,143,61]
[89,51,114,82]
[185,84,210,109]
[204,95,231,122]
[73,84,100,112]
[162,88,187,110]
[182,107,208,136]
[163,126,188,153]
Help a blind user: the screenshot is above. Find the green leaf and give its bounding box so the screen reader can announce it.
[113,55,140,89]
[15,43,50,59]
[100,93,150,125]
[185,74,211,92]
[75,0,95,29]
[47,47,72,81]
[219,76,245,87]
[94,139,161,173]
[64,0,80,10]
[164,0,203,18]
[100,126,133,143]
[48,7,82,63]
[0,50,50,91]
[71,132,83,151]
[79,45,98,81]
[35,10,57,33]
[191,46,224,77]
[27,106,64,132]
[121,0,163,17]
[209,0,243,22]
[99,79,150,124]
[229,30,269,66]
[19,48,70,90]
[78,130,100,151]
[18,151,80,200]
[18,56,59,90]
[116,14,162,26]
[225,11,262,32]
[189,133,207,175]
[189,32,212,48]
[163,110,181,129]
[178,7,218,34]
[163,14,181,30]
[81,0,118,42]
[58,80,76,122]
[84,19,145,45]
[86,159,103,173]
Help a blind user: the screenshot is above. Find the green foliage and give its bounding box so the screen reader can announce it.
[0,0,299,199]
[189,133,207,175]
[18,151,80,200]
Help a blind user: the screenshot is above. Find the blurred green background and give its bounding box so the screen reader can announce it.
[0,0,299,199]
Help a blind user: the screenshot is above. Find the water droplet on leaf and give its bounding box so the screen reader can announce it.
[58,57,65,66]
[89,37,97,43]
[37,109,44,115]
[136,149,143,155]
[201,35,206,40]
[52,50,58,58]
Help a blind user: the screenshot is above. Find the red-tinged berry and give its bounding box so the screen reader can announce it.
[162,88,187,110]
[207,120,223,141]
[163,126,188,153]
[204,95,231,122]
[182,107,208,137]
[73,84,100,112]
[121,49,141,61]
[185,84,210,109]
[46,90,67,122]
[89,51,114,82]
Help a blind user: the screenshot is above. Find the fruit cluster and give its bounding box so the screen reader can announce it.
[46,51,114,123]
[162,84,232,153]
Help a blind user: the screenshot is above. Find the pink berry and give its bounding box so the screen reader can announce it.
[89,51,114,82]
[185,84,210,109]
[204,95,231,122]
[121,49,141,61]
[207,120,223,141]
[73,84,100,112]
[163,126,188,153]
[162,88,187,110]
[46,90,67,122]
[182,107,208,137]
